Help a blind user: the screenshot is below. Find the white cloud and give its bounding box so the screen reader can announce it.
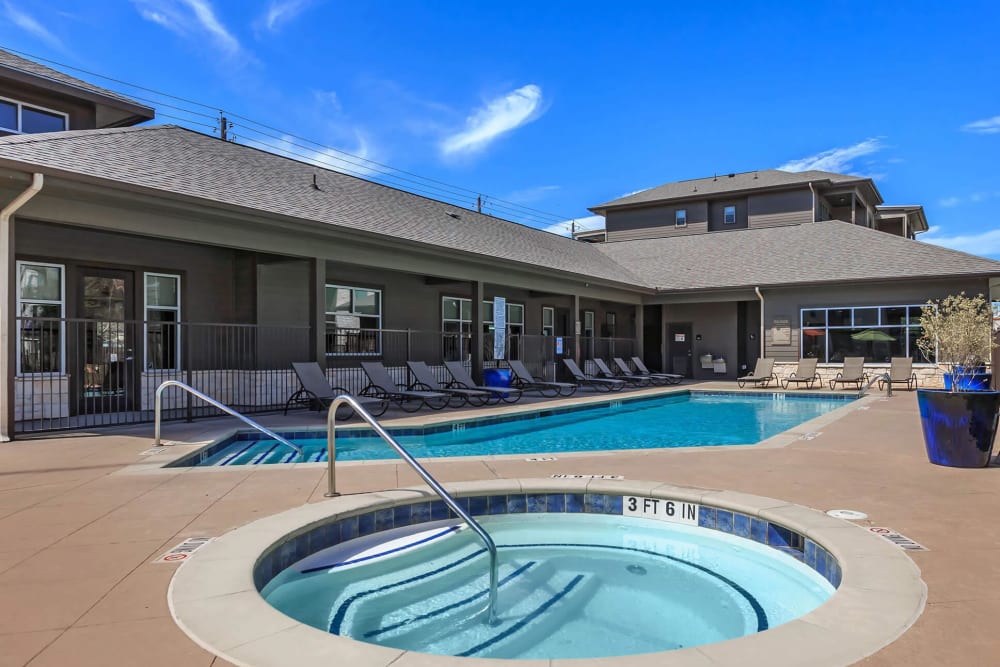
[936,191,1000,208]
[504,185,559,204]
[133,0,242,56]
[259,0,316,32]
[778,137,886,174]
[441,84,544,156]
[542,215,605,237]
[923,227,1000,258]
[939,196,962,207]
[312,89,342,113]
[961,116,1000,135]
[3,3,66,51]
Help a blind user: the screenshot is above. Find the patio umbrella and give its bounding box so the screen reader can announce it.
[851,329,896,342]
[802,328,825,337]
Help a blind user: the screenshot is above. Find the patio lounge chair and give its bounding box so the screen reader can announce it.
[443,361,523,404]
[562,358,626,392]
[360,361,451,412]
[828,357,868,391]
[736,358,777,388]
[406,361,491,407]
[781,358,821,390]
[508,359,577,397]
[877,358,918,391]
[284,361,388,417]
[630,356,683,385]
[594,358,651,387]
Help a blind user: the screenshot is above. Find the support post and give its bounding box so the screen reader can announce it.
[0,209,14,441]
[310,258,326,370]
[471,281,484,384]
[634,304,644,361]
[572,294,581,367]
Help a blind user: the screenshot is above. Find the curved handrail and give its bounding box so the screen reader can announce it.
[325,395,499,625]
[858,372,893,399]
[153,380,303,456]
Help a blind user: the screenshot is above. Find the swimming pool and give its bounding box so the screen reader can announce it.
[176,391,853,466]
[261,513,834,659]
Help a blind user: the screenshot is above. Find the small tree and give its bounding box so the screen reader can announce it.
[917,292,996,391]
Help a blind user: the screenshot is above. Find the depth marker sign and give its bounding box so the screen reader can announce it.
[867,527,928,551]
[154,537,214,563]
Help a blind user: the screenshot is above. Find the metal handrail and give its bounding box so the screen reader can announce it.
[325,395,499,625]
[153,380,303,456]
[858,372,893,399]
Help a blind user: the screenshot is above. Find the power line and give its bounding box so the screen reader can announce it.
[0,44,588,232]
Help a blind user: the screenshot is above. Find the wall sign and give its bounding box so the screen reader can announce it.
[771,317,792,345]
[674,333,686,342]
[623,496,699,526]
[493,297,506,360]
[555,336,564,354]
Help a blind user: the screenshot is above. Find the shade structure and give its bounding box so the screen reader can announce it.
[850,329,896,342]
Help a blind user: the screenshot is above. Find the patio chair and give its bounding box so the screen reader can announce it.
[594,358,651,387]
[630,356,683,385]
[828,357,868,391]
[736,358,778,388]
[507,359,577,397]
[562,358,626,392]
[877,358,918,391]
[781,358,821,390]
[284,361,388,417]
[406,361,491,407]
[360,361,451,412]
[443,361,523,404]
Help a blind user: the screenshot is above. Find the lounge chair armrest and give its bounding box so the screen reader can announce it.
[407,381,433,391]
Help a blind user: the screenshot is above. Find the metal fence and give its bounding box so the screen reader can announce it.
[13,318,637,433]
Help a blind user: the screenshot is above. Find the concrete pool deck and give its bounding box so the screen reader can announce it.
[0,382,998,666]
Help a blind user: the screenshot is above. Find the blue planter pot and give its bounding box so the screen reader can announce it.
[943,372,993,391]
[917,389,1000,468]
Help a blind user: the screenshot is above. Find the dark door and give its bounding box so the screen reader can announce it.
[76,268,137,414]
[667,322,693,378]
[643,305,662,371]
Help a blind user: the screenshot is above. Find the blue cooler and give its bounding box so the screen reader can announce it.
[483,368,513,397]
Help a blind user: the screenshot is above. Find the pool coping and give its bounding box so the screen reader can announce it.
[124,388,874,475]
[168,478,926,667]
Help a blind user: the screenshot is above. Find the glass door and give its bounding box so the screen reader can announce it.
[77,269,136,414]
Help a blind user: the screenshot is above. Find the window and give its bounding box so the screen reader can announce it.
[723,205,737,224]
[0,96,68,134]
[604,312,617,337]
[145,273,181,370]
[583,310,595,338]
[442,297,524,360]
[675,209,687,227]
[16,261,64,374]
[326,284,382,355]
[799,305,931,364]
[542,307,554,336]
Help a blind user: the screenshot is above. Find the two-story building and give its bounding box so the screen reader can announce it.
[1,49,999,439]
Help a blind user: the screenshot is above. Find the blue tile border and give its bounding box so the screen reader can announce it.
[253,492,842,592]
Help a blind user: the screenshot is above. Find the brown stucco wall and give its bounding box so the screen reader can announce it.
[605,201,709,241]
[748,189,812,229]
[662,301,740,379]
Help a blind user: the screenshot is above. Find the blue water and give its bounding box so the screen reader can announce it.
[191,392,851,466]
[261,514,834,659]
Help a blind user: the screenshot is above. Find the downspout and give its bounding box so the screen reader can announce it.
[754,286,765,359]
[1,173,44,442]
[808,182,816,222]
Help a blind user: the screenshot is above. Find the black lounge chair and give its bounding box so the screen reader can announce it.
[629,357,683,385]
[737,358,778,388]
[877,358,917,391]
[507,359,577,397]
[360,361,451,412]
[828,357,867,391]
[781,358,821,389]
[443,361,523,404]
[594,358,651,387]
[406,361,491,407]
[284,361,388,417]
[562,358,626,392]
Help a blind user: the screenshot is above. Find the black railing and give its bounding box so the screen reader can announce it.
[13,318,637,433]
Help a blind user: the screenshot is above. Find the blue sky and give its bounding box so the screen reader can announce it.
[1,1,999,252]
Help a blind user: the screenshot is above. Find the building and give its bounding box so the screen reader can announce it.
[1,50,999,439]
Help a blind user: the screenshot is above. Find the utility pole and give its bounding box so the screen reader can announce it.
[218,112,232,141]
[571,220,576,238]
[476,195,482,213]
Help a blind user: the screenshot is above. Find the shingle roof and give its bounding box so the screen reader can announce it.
[591,169,868,211]
[0,125,647,287]
[0,49,154,120]
[594,220,1000,291]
